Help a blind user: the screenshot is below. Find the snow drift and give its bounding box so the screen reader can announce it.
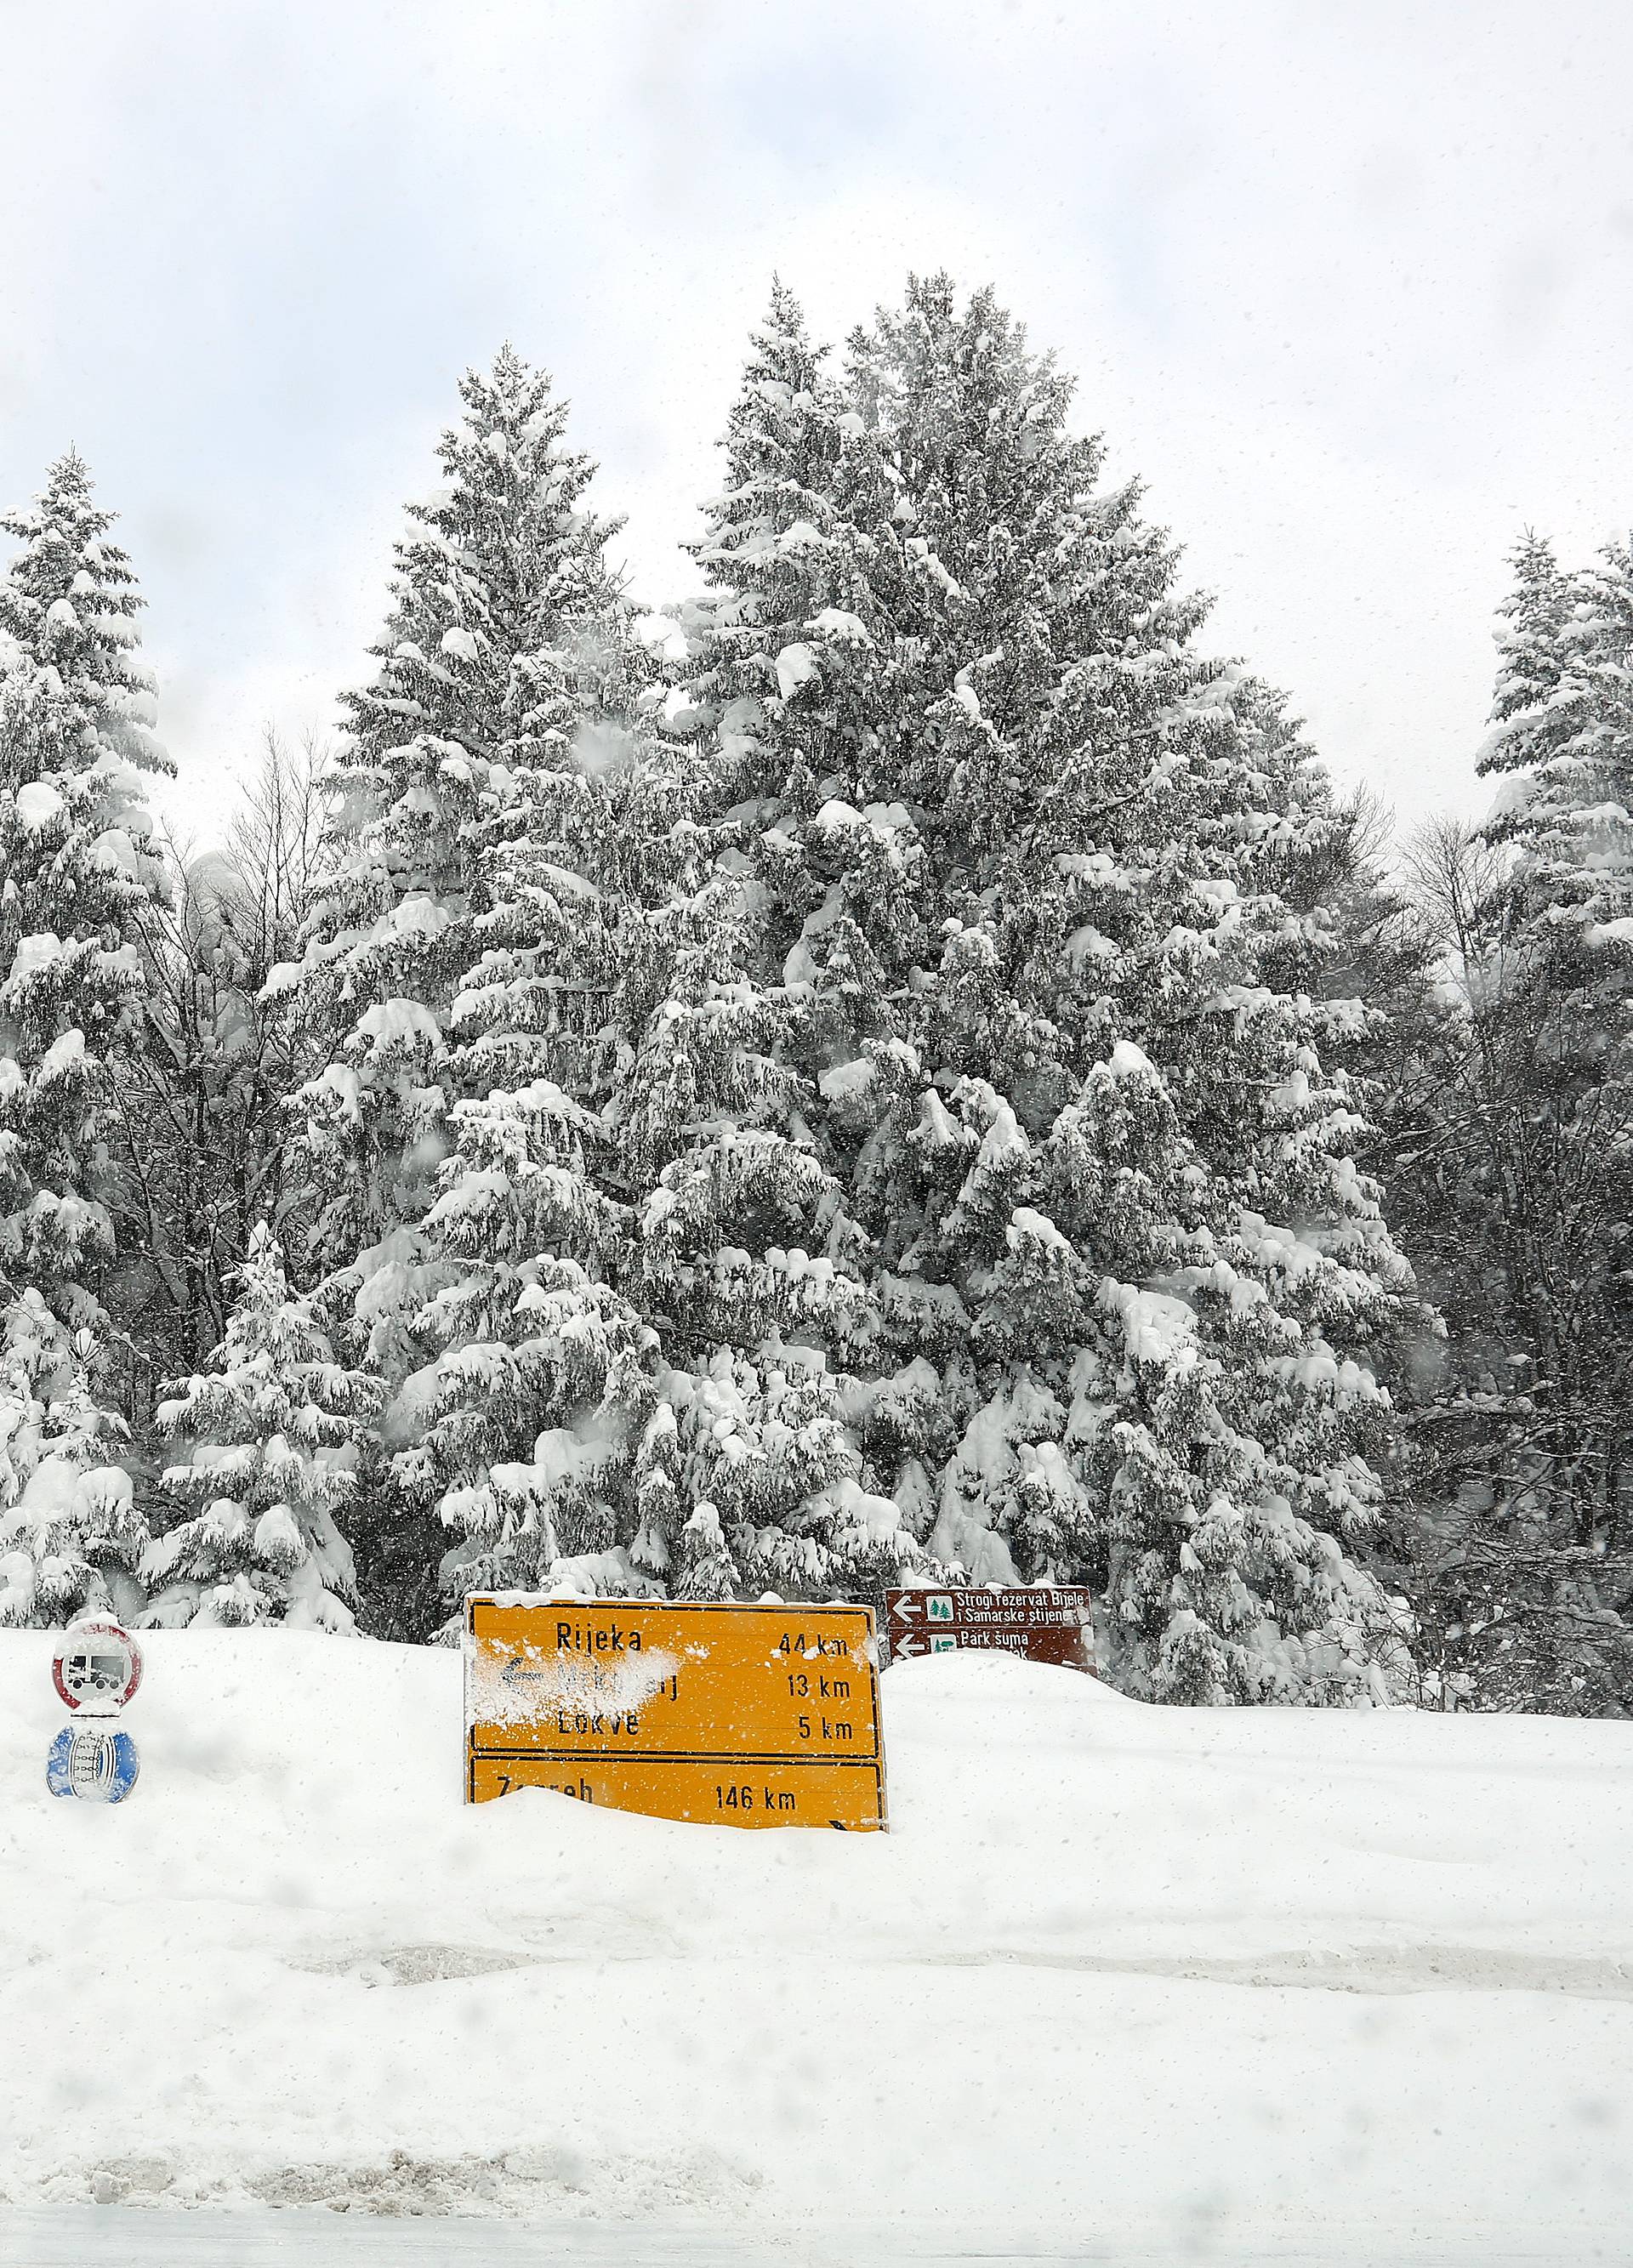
[2,1632,1630,2257]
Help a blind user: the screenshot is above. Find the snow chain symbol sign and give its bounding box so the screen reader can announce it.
[48,1618,143,1803]
[464,1598,886,1831]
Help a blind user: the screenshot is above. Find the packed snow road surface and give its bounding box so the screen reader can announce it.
[3,1632,1630,2262]
[0,2203,1616,2267]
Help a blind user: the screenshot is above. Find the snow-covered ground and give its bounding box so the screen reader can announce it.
[3,1632,1631,2265]
[0,2203,1614,2266]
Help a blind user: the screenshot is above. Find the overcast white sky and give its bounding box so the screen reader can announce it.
[3,0,1630,847]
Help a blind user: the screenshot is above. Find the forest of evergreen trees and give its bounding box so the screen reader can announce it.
[1,275,1628,1714]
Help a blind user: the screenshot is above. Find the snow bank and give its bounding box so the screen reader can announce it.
[3,1634,1631,2253]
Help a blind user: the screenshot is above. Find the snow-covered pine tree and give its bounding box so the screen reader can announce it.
[0,1289,143,1626]
[0,450,173,1621]
[394,622,661,1611]
[145,1224,382,1629]
[652,274,1419,1696]
[287,347,626,1346]
[277,347,635,1631]
[618,282,925,1602]
[0,450,171,1320]
[1423,533,1633,1711]
[832,277,1419,1702]
[1482,532,1633,958]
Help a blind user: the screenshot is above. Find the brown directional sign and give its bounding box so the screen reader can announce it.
[464,1598,885,1830]
[885,1587,1097,1673]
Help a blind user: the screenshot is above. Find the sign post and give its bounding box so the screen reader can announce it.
[885,1587,1098,1674]
[464,1598,885,1831]
[47,1617,144,1803]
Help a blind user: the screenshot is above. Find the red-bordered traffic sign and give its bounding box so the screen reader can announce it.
[53,1619,144,1714]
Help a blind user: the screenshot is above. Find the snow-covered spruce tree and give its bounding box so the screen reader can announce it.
[612,281,926,1602]
[277,347,634,1632]
[0,451,172,1620]
[145,1224,382,1629]
[1402,533,1633,1712]
[1482,531,1633,958]
[0,1289,143,1625]
[393,639,666,1611]
[845,279,1422,1702]
[651,276,1420,1697]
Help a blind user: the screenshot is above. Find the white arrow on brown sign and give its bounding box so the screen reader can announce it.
[884,1588,1097,1674]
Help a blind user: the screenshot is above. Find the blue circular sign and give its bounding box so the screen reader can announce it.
[47,1725,141,1803]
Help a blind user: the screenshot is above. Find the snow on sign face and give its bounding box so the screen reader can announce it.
[52,1618,144,1714]
[464,1598,885,1830]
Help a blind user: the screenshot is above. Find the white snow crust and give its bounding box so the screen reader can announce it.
[14,782,65,833]
[2,1634,1630,2254]
[773,642,820,700]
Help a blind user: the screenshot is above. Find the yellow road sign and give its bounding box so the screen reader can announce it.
[465,1600,880,1761]
[464,1599,886,1831]
[467,1748,885,1829]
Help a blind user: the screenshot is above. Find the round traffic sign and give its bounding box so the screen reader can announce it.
[47,1724,141,1802]
[52,1618,144,1714]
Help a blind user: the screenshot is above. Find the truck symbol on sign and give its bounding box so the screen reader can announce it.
[52,1617,144,1713]
[64,1651,130,1697]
